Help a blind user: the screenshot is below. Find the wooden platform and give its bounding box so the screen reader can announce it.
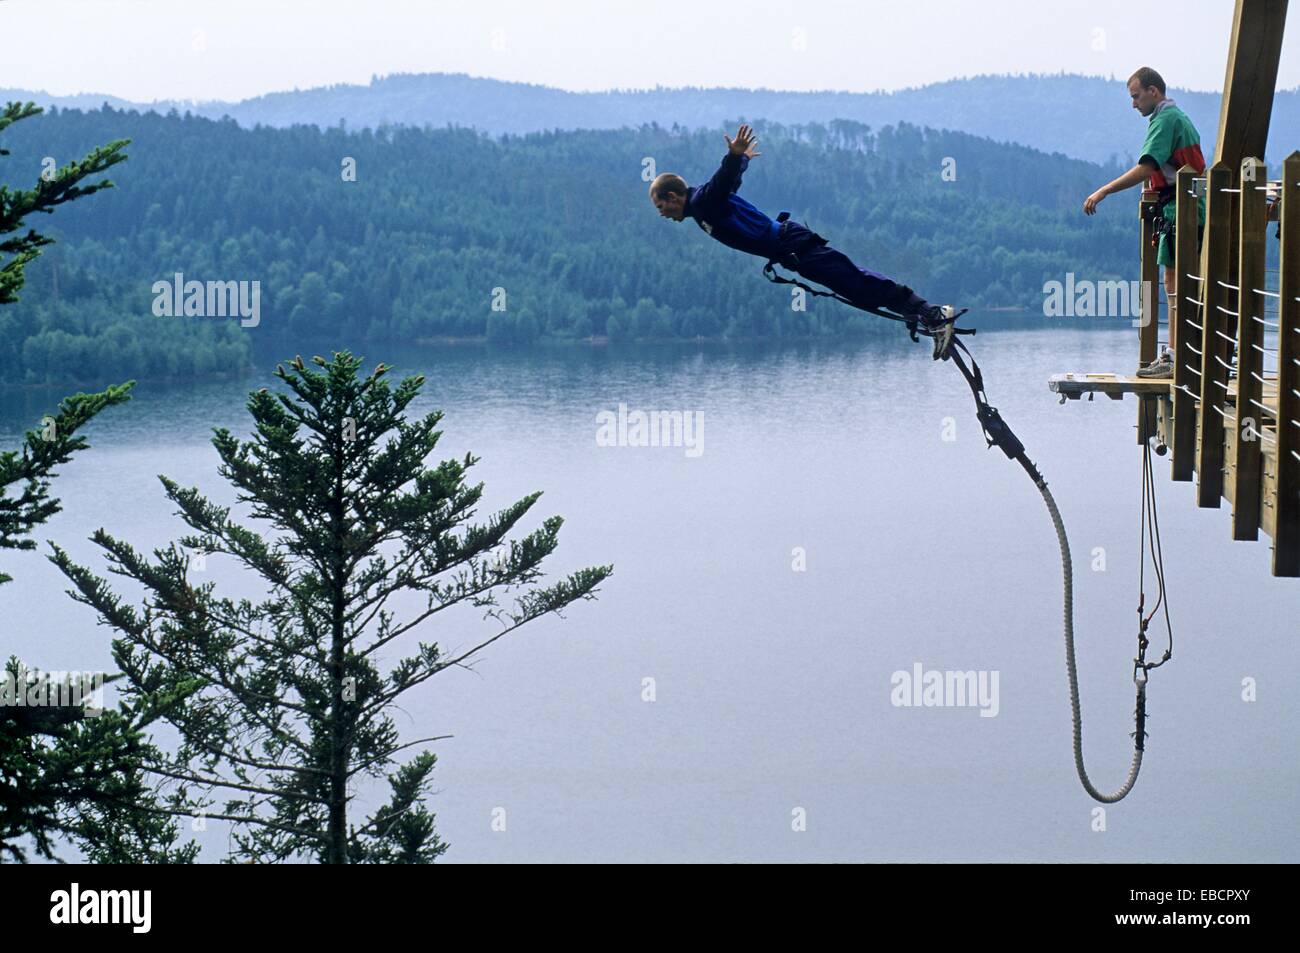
[1048,373,1280,412]
[1047,369,1294,575]
[1048,373,1173,400]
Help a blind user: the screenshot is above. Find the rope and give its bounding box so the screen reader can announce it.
[760,259,1170,803]
[1037,469,1146,802]
[945,336,1164,803]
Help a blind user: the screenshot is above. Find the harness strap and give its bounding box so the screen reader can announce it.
[761,260,902,322]
[1147,191,1182,248]
[761,259,977,342]
[948,336,1044,484]
[764,253,1025,473]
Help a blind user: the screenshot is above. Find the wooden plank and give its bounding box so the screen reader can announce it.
[1205,400,1280,527]
[1261,437,1279,537]
[1045,374,1276,402]
[1208,0,1276,402]
[1049,373,1172,400]
[1197,162,1234,507]
[1139,189,1161,442]
[1232,157,1266,539]
[1225,417,1239,504]
[1156,393,1174,448]
[1212,0,1289,169]
[1274,151,1300,576]
[1172,166,1202,481]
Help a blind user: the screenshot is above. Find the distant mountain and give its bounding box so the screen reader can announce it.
[5,73,1300,166]
[0,90,141,113]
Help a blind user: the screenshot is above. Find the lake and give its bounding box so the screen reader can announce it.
[2,321,1296,862]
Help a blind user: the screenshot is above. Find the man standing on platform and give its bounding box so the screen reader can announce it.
[1083,66,1207,379]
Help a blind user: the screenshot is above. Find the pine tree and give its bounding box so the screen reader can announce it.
[53,352,613,862]
[1,100,132,575]
[1,386,132,582]
[1,102,128,305]
[1,102,193,862]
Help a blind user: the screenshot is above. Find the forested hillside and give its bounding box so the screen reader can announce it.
[1,105,1136,384]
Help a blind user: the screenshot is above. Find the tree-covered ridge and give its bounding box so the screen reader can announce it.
[5,72,1298,166]
[2,106,1137,384]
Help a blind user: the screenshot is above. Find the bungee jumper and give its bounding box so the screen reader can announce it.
[650,123,1174,804]
[648,124,967,361]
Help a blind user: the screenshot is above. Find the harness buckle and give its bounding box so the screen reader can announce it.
[976,404,1025,459]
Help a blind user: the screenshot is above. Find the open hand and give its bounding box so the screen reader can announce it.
[725,124,761,158]
[1083,190,1106,215]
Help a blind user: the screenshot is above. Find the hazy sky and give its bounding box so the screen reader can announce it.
[3,0,1298,102]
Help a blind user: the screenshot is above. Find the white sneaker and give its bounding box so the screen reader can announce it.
[1136,348,1173,379]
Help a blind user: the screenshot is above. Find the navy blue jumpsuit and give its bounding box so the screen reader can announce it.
[682,152,926,316]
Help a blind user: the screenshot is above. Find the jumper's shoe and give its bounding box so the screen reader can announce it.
[918,305,959,361]
[1136,346,1174,379]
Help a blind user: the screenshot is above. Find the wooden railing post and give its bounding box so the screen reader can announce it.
[1139,188,1161,443]
[1232,157,1266,539]
[1171,166,1202,481]
[1198,162,1234,507]
[1274,151,1300,577]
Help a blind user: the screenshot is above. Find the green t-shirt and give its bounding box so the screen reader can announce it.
[1140,101,1207,225]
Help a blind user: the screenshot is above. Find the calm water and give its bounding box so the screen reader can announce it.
[2,324,1297,862]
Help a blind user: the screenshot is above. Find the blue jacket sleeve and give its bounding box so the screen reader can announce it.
[692,153,748,212]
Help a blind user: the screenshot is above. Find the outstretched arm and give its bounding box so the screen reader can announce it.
[1084,160,1156,215]
[693,124,762,210]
